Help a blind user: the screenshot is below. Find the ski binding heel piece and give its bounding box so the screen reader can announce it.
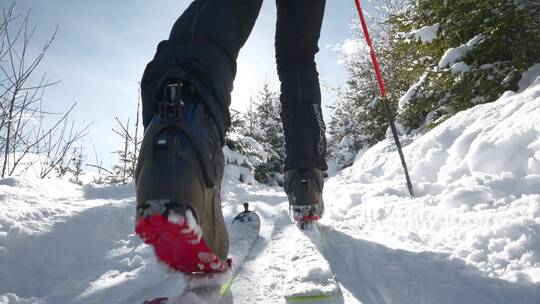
[290,205,321,225]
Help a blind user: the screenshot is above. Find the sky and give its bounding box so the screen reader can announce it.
[1,0,371,168]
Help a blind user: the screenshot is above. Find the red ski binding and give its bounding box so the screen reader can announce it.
[135,210,228,274]
[290,205,321,225]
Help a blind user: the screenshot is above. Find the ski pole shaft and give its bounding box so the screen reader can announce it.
[354,0,386,97]
[382,97,415,197]
[354,0,415,197]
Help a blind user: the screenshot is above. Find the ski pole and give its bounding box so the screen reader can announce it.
[353,0,415,197]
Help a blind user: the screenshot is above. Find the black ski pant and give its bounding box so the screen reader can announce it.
[141,0,328,171]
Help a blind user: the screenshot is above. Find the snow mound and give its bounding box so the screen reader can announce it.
[325,77,540,287]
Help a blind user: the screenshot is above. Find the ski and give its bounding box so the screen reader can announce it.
[283,222,342,303]
[143,203,261,304]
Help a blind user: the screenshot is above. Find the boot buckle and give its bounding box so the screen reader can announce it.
[159,81,186,120]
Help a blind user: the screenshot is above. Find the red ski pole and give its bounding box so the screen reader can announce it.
[354,0,415,197]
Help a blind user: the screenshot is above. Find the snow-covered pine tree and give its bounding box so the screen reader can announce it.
[328,55,388,167]
[242,97,257,139]
[242,82,285,185]
[388,0,540,132]
[327,96,359,168]
[229,109,244,133]
[328,25,391,168]
[224,109,267,184]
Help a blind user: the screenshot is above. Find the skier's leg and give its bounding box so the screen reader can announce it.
[141,0,263,140]
[275,0,327,172]
[136,0,263,271]
[276,0,327,222]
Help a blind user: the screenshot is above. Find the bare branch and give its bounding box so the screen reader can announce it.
[86,163,113,175]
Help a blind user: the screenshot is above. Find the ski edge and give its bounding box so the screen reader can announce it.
[285,293,341,303]
[218,275,235,299]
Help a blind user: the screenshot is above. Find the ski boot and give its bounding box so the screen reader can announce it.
[135,79,229,274]
[284,168,324,226]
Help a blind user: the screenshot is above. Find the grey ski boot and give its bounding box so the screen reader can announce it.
[135,80,229,274]
[284,168,324,224]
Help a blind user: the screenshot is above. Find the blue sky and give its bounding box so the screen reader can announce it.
[2,0,370,167]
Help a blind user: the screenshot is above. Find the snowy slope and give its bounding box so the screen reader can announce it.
[0,174,286,304]
[319,66,540,303]
[1,68,540,303]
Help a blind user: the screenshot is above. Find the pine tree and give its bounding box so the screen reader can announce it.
[328,29,391,168]
[241,82,285,185]
[229,109,246,134]
[224,107,267,184]
[387,0,540,132]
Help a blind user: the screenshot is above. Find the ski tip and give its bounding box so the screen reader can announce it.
[232,204,260,226]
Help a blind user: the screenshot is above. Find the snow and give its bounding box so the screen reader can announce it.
[398,73,428,109]
[450,62,472,74]
[438,35,484,69]
[0,294,36,304]
[1,72,540,303]
[282,225,339,299]
[518,63,540,92]
[325,76,540,289]
[402,24,440,43]
[332,38,369,65]
[335,39,368,57]
[413,24,440,43]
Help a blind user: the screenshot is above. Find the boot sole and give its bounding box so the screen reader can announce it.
[135,208,228,274]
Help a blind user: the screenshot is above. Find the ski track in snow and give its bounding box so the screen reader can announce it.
[2,74,540,303]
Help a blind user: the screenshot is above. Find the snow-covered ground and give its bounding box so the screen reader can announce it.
[319,66,540,303]
[1,69,540,303]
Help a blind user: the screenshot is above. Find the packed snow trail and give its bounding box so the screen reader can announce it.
[2,68,540,303]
